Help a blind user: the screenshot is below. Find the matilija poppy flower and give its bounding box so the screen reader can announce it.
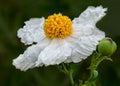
[13,6,107,71]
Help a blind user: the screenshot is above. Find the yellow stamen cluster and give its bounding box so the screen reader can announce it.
[44,13,72,38]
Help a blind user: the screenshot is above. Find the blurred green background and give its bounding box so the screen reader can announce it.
[0,0,120,86]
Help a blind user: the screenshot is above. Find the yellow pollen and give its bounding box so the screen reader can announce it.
[44,13,72,38]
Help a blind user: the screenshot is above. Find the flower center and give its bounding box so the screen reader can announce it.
[44,13,72,38]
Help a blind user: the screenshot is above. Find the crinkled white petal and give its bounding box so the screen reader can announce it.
[72,6,107,25]
[64,28,105,63]
[36,38,72,66]
[72,35,104,62]
[64,6,106,63]
[17,18,45,45]
[71,6,107,38]
[65,33,105,63]
[13,39,51,71]
[72,23,94,38]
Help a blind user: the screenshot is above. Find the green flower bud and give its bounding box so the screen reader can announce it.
[98,37,117,56]
[93,70,98,79]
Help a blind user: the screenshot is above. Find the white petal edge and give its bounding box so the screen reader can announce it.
[36,38,72,66]
[65,28,105,63]
[72,6,107,25]
[13,38,51,71]
[17,18,45,45]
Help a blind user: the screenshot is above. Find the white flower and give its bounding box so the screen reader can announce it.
[13,6,107,71]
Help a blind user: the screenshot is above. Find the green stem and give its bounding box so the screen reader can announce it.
[62,63,69,74]
[61,63,75,86]
[69,69,74,86]
[82,52,102,86]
